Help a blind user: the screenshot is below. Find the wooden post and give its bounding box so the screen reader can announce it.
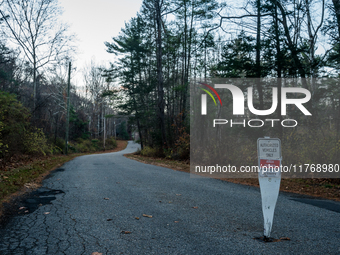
[65,62,71,155]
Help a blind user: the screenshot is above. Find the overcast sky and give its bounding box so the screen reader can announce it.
[58,0,144,85]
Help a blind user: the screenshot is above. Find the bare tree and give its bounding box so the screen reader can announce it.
[0,0,74,112]
[83,60,110,139]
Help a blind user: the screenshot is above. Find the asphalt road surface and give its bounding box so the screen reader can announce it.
[0,141,339,254]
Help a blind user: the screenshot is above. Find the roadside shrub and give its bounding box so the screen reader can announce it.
[164,126,190,160]
[106,137,117,150]
[67,142,77,153]
[140,146,164,157]
[282,129,340,165]
[173,127,190,160]
[0,91,53,160]
[0,91,30,158]
[23,128,52,156]
[74,139,94,152]
[91,139,101,150]
[53,137,65,154]
[75,137,84,144]
[0,120,7,155]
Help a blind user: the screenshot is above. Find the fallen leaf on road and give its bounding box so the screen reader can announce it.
[44,212,50,215]
[176,194,181,196]
[159,201,162,203]
[121,231,131,234]
[135,217,139,220]
[19,207,26,210]
[143,214,153,218]
[91,252,102,255]
[24,210,29,213]
[280,237,290,241]
[174,221,179,223]
[168,201,172,203]
[104,198,109,200]
[192,206,198,209]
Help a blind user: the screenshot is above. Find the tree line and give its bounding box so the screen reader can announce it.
[105,0,339,160]
[0,0,339,163]
[0,0,125,163]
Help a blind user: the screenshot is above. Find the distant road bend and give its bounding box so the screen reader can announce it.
[0,141,339,254]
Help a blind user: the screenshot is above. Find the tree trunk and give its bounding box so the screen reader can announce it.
[256,0,264,110]
[33,58,37,114]
[276,0,308,88]
[154,0,167,148]
[274,3,283,138]
[333,0,340,38]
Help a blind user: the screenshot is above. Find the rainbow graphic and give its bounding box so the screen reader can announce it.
[199,82,222,115]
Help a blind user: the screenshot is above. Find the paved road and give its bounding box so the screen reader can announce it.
[0,141,339,254]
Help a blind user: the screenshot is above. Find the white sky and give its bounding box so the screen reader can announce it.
[58,0,144,85]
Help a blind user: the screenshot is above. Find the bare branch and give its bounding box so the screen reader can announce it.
[193,10,271,53]
[1,0,74,110]
[161,4,182,17]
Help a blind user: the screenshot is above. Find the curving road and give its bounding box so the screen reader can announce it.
[0,141,339,254]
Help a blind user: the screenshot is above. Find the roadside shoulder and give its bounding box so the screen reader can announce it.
[124,153,340,202]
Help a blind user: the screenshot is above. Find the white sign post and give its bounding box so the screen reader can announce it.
[257,137,282,240]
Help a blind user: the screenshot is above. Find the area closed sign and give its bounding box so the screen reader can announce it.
[257,138,281,159]
[260,159,280,168]
[257,137,282,177]
[257,137,282,239]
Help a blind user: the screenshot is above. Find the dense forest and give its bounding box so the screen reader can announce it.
[0,0,339,165]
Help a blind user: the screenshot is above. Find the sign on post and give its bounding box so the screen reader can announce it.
[257,137,282,239]
[258,138,281,178]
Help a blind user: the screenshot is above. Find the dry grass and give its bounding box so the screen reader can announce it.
[125,153,340,202]
[125,153,190,172]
